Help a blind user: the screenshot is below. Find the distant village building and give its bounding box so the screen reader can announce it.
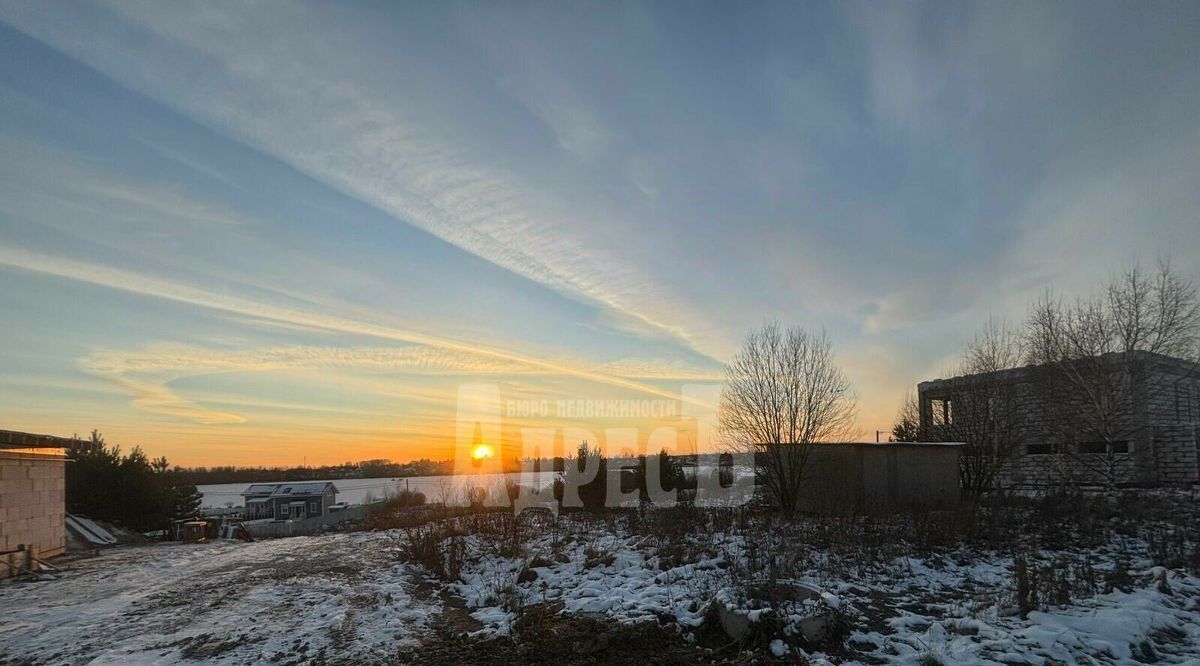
[918,351,1200,488]
[0,429,68,578]
[241,484,281,520]
[240,482,339,521]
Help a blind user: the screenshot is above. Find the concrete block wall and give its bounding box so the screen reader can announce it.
[1142,362,1200,484]
[1152,425,1199,484]
[1003,446,1138,488]
[0,454,67,577]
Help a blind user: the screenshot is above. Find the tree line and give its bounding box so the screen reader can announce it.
[172,457,457,486]
[549,442,695,510]
[67,430,202,534]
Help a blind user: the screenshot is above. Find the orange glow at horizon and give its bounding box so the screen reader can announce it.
[3,406,724,467]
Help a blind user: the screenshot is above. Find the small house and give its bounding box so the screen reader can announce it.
[240,483,281,520]
[241,482,338,521]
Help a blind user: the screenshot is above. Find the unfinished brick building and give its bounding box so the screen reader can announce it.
[918,351,1200,488]
[1,429,68,578]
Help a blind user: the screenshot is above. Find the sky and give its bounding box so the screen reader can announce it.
[1,1,1198,466]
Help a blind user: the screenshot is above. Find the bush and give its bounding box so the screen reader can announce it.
[561,441,607,511]
[397,524,465,581]
[388,488,427,508]
[624,449,691,503]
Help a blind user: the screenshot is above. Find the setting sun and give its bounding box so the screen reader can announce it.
[3,3,1199,663]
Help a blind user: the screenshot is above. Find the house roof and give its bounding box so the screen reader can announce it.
[241,481,338,498]
[758,441,964,448]
[269,482,338,497]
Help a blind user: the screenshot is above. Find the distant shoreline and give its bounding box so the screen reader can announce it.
[179,453,722,487]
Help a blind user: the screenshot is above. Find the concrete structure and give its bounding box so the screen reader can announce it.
[1,429,69,578]
[762,442,963,513]
[918,351,1200,488]
[240,482,339,521]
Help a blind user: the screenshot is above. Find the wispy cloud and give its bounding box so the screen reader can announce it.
[0,246,706,404]
[104,374,247,425]
[4,1,1199,457]
[0,137,246,229]
[589,358,723,381]
[82,344,541,378]
[0,1,714,358]
[80,343,722,423]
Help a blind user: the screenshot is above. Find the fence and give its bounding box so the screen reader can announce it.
[242,504,374,539]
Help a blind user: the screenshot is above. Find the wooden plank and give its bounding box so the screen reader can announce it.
[29,555,63,572]
[0,558,36,576]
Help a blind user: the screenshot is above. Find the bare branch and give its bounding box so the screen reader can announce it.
[718,322,857,513]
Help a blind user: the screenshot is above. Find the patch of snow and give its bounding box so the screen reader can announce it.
[0,532,439,664]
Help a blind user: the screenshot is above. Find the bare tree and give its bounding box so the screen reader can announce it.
[718,322,857,514]
[947,317,1027,495]
[1025,259,1200,489]
[964,316,1028,374]
[891,390,922,442]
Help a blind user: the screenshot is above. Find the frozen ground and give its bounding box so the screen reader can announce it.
[435,513,1200,664]
[2,500,1199,665]
[0,534,438,665]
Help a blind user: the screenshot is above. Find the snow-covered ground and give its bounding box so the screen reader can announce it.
[3,500,1198,664]
[0,534,438,665]
[438,513,1200,664]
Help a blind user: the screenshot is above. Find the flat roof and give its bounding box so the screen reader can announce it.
[0,429,74,459]
[0,429,79,450]
[763,441,964,448]
[918,350,1199,388]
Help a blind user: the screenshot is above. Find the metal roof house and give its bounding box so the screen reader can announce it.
[241,483,282,520]
[241,482,339,521]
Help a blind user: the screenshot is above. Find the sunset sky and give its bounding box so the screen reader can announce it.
[1,2,1198,466]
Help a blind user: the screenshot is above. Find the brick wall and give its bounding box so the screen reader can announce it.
[0,453,66,578]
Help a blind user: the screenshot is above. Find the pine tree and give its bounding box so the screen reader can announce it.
[170,483,203,522]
